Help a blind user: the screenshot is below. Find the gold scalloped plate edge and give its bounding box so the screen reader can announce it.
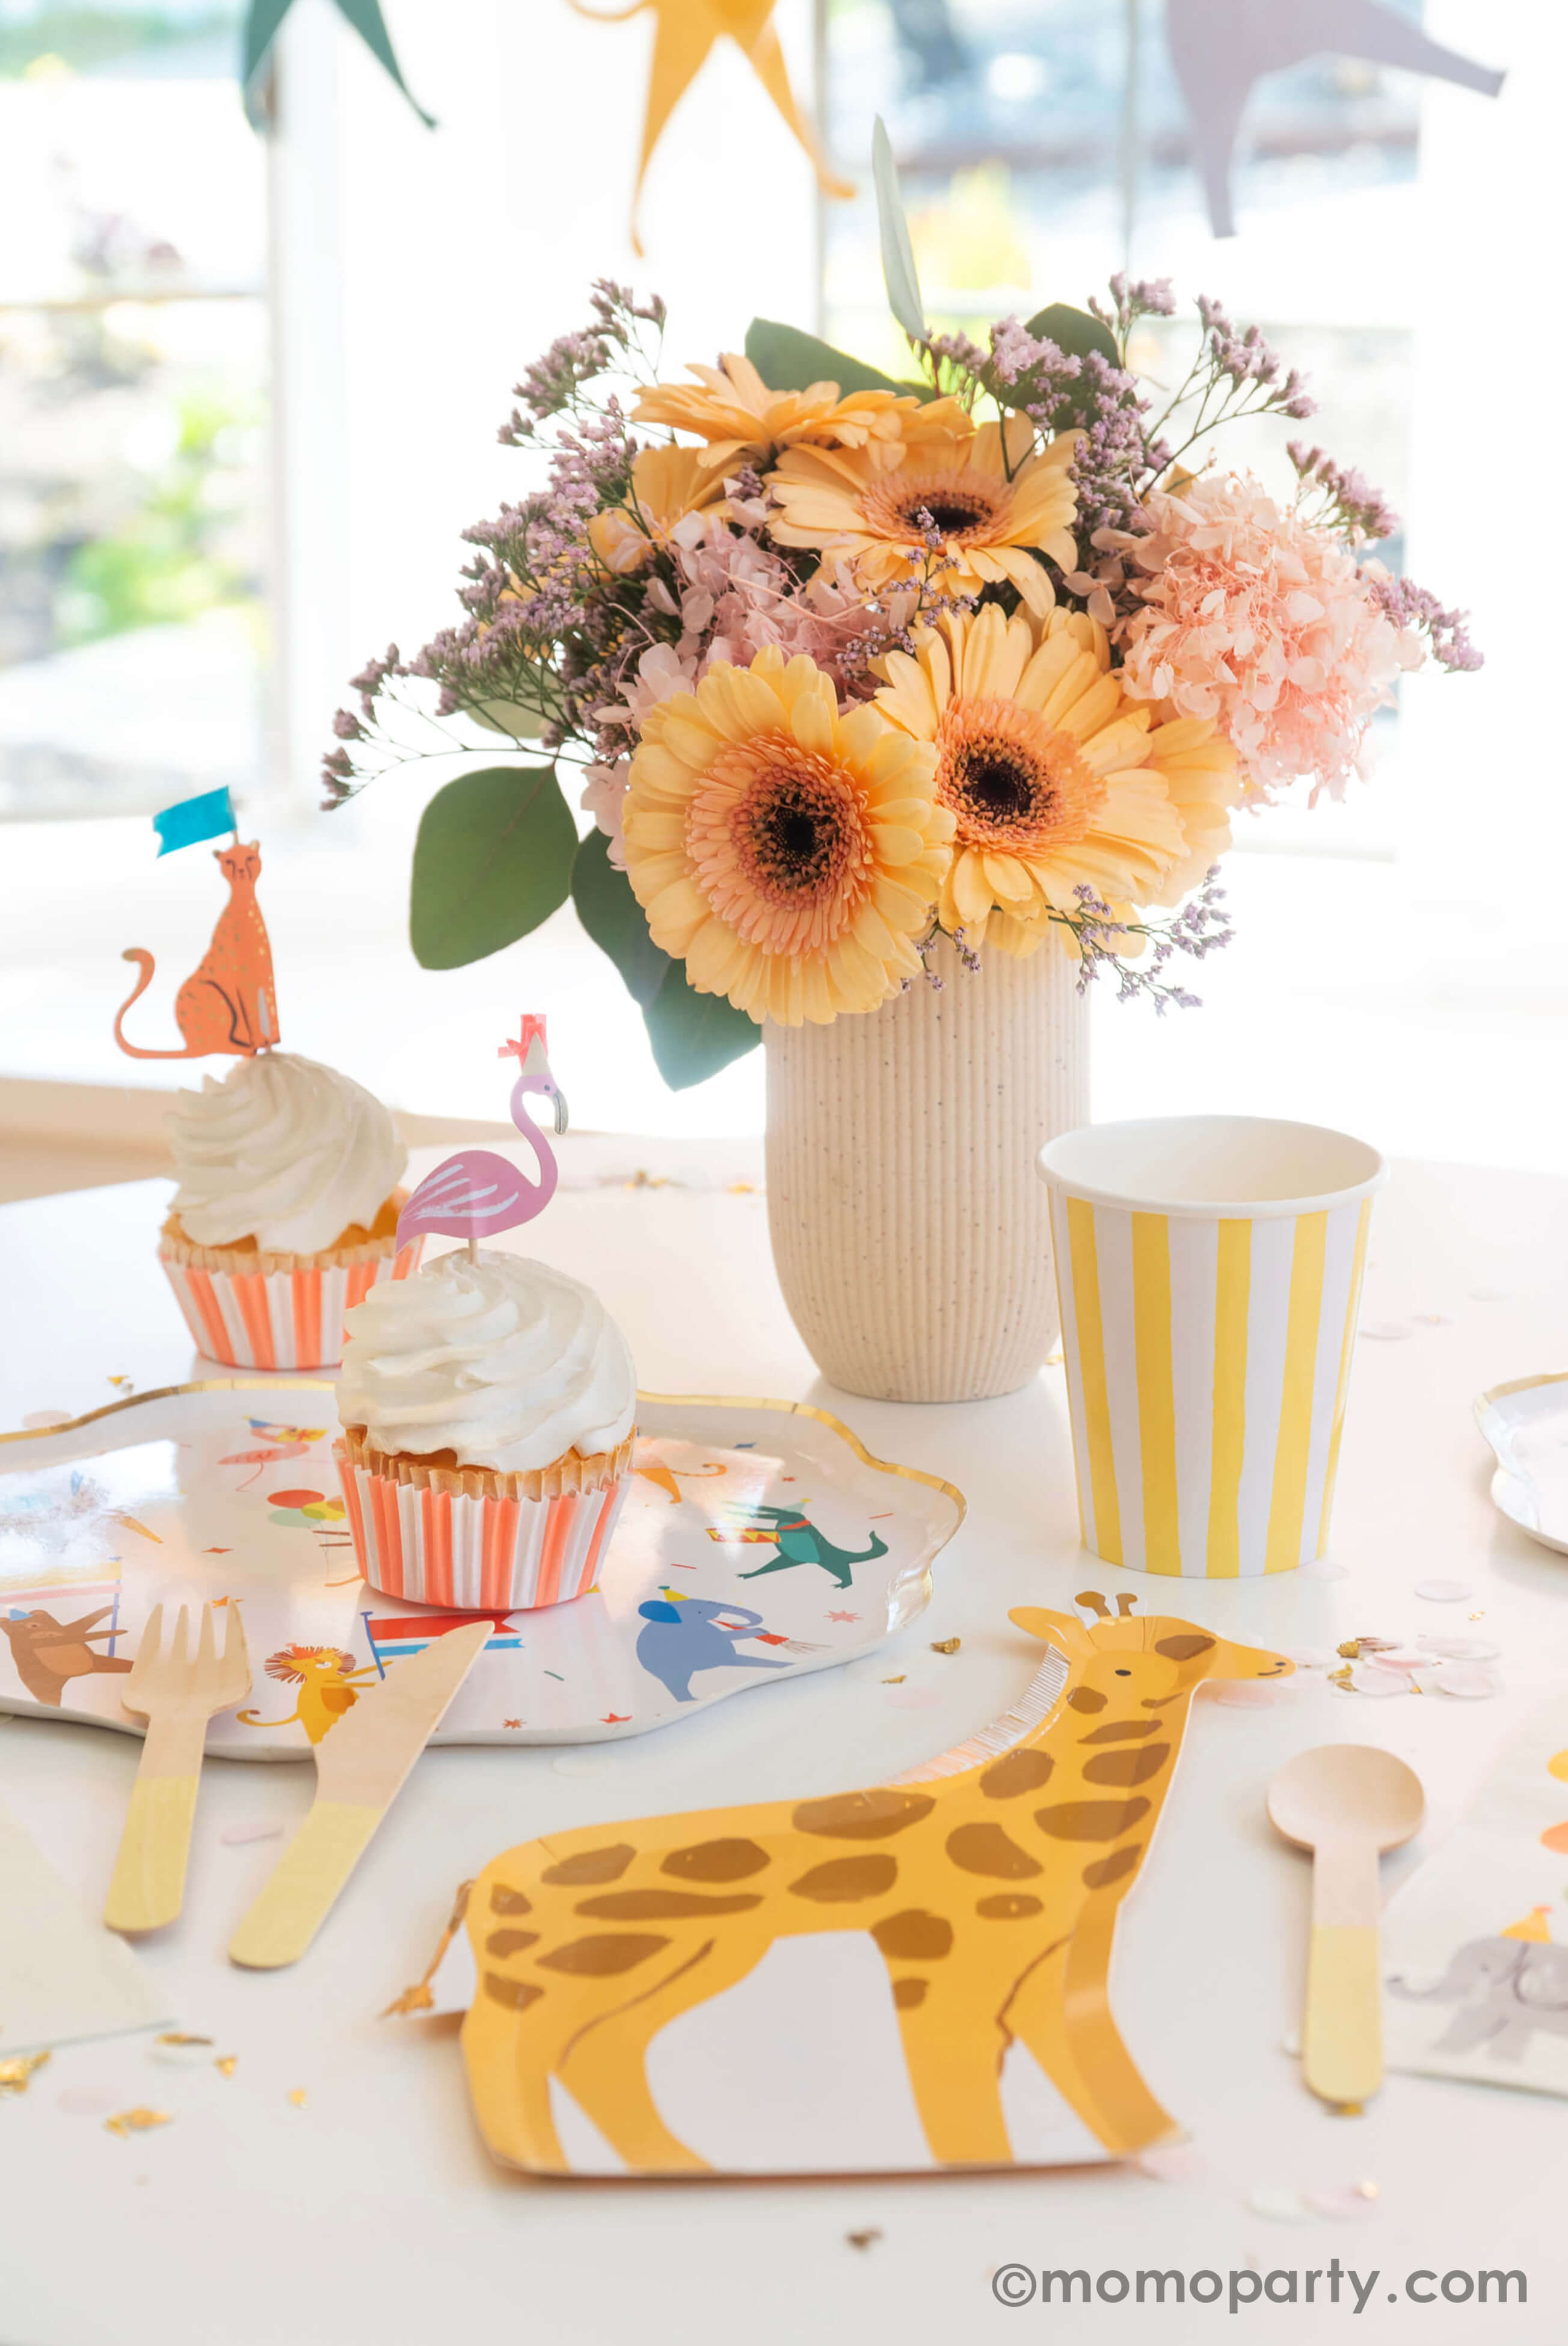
[1474,1369,1568,1555]
[0,1380,967,1753]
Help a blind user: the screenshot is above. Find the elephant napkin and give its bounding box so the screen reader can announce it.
[1382,1692,1568,2096]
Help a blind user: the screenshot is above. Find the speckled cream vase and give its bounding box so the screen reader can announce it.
[764,934,1089,1402]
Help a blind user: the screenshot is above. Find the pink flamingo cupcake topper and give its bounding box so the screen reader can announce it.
[396,1015,568,1260]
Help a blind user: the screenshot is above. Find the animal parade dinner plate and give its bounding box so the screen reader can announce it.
[0,1382,964,1757]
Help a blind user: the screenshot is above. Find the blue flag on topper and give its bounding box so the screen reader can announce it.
[152,786,237,857]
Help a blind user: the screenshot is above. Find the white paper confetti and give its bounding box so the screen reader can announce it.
[1213,1682,1276,1708]
[1348,1662,1409,1697]
[1247,2186,1314,2222]
[1297,1557,1348,1581]
[1415,1578,1472,1603]
[1417,1634,1500,1661]
[1133,2143,1205,2181]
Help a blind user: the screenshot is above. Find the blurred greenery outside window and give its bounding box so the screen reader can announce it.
[822,0,1434,855]
[0,0,266,819]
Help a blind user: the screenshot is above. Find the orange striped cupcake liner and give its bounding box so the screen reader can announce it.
[334,1433,629,1610]
[160,1234,423,1370]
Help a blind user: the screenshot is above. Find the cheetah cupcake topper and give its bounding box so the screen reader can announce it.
[400,1598,1294,2176]
[112,787,280,1060]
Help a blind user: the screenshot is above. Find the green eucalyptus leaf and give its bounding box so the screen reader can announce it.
[1022,302,1119,371]
[744,318,930,401]
[571,830,668,1011]
[643,962,760,1091]
[872,115,926,343]
[409,765,575,970]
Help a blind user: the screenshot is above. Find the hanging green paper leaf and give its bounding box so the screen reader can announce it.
[872,115,926,344]
[409,766,576,971]
[242,0,435,131]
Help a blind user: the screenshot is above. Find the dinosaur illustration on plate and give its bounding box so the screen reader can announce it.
[707,1503,889,1590]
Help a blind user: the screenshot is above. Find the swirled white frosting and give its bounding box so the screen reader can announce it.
[337,1249,636,1473]
[165,1051,405,1254]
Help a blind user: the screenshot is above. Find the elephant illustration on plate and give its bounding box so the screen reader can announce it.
[635,1594,792,1706]
[1389,1935,1568,2060]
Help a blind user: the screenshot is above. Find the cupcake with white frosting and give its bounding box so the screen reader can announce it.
[158,1051,417,1370]
[333,1251,637,1609]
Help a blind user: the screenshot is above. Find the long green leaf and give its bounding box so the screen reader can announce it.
[409,766,575,971]
[571,831,668,1011]
[872,115,925,343]
[643,963,760,1091]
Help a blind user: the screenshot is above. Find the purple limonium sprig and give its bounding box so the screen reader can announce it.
[1368,573,1484,674]
[1287,440,1400,544]
[1055,870,1233,1013]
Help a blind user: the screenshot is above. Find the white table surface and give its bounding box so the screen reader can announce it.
[3,1143,1568,2345]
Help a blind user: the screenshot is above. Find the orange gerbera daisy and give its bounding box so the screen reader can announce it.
[767,414,1080,619]
[622,645,955,1025]
[872,605,1238,954]
[587,445,727,574]
[632,353,970,476]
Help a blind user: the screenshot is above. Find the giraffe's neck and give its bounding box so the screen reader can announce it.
[891,1646,1072,1786]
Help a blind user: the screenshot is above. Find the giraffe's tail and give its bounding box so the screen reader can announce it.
[112,949,195,1058]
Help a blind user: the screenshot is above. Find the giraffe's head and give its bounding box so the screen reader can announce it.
[1009,1592,1293,1717]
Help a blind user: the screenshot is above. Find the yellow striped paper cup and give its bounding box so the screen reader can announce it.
[1038,1118,1385,1577]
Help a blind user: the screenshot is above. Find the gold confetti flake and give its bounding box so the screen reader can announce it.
[930,1637,961,1655]
[846,2227,882,2250]
[215,2056,236,2077]
[882,1675,906,1684]
[0,2051,50,2096]
[156,2033,212,2048]
[1330,2101,1364,2119]
[1336,1640,1362,1659]
[105,2107,171,2137]
[382,1983,434,2018]
[287,2087,308,2108]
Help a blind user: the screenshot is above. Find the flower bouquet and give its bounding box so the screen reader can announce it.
[327,144,1475,1398]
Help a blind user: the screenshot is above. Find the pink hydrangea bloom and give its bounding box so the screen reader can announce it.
[1114,473,1424,799]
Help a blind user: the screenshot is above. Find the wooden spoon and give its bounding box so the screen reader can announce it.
[1267,1744,1424,2109]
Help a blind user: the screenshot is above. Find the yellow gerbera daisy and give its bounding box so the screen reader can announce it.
[872,605,1238,955]
[587,445,727,575]
[622,645,955,1026]
[632,353,971,477]
[767,414,1079,620]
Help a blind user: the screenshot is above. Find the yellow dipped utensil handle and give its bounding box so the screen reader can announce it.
[228,1801,382,1970]
[1302,1922,1383,2107]
[104,1775,200,1935]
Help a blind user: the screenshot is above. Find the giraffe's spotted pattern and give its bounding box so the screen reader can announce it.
[541,1844,635,1886]
[789,1855,897,1902]
[945,1823,1041,1879]
[979,1749,1054,1799]
[1082,1846,1142,1890]
[1082,1743,1170,1789]
[662,1838,769,1881]
[793,1790,936,1840]
[1035,1798,1151,1842]
[872,1910,953,1961]
[576,1890,764,1920]
[537,1932,671,1975]
[456,1601,1296,2180]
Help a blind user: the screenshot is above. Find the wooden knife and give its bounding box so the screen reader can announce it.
[228,1621,490,1970]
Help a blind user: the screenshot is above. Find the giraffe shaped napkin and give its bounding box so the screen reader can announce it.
[1383,1687,1568,2096]
[389,1596,1295,2175]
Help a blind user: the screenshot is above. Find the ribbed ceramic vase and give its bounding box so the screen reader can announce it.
[764,935,1090,1402]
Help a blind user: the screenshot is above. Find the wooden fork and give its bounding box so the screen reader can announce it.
[104,1604,250,1935]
